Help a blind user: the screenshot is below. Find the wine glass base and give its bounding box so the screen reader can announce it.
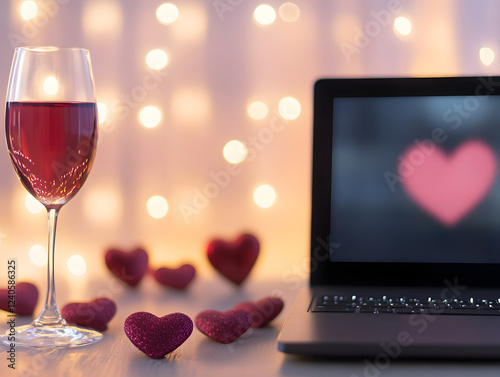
[0,324,102,348]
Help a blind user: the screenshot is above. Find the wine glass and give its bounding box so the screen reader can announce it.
[1,47,101,347]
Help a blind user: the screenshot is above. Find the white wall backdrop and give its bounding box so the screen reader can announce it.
[0,0,499,288]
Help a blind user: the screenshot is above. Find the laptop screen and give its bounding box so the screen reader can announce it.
[330,95,500,264]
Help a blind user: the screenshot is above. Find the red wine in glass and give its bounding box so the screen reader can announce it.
[1,47,101,348]
[6,102,97,207]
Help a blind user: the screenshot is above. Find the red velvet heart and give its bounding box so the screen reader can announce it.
[0,282,38,316]
[234,296,284,328]
[206,233,259,285]
[61,298,117,332]
[152,264,196,290]
[105,247,149,287]
[195,309,251,344]
[124,312,193,359]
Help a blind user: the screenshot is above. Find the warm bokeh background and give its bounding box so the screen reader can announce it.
[0,0,498,288]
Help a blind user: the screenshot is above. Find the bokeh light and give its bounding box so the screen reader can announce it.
[29,245,47,266]
[146,49,169,70]
[147,195,169,218]
[25,194,44,214]
[83,187,123,224]
[171,87,211,125]
[97,102,108,124]
[82,0,123,38]
[278,97,301,120]
[156,3,179,24]
[279,2,300,22]
[139,106,162,128]
[247,101,268,120]
[223,140,248,164]
[480,47,495,66]
[43,76,58,96]
[253,184,277,208]
[67,255,87,276]
[20,1,38,20]
[254,4,276,25]
[171,4,207,42]
[393,16,412,36]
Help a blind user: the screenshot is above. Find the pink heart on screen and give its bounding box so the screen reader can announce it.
[399,139,497,226]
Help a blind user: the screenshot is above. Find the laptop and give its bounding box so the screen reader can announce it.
[277,77,500,359]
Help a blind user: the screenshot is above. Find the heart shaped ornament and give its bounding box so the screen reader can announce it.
[61,298,117,332]
[234,297,284,328]
[152,264,196,290]
[207,233,259,285]
[124,312,193,359]
[0,282,38,316]
[105,247,149,287]
[195,309,251,344]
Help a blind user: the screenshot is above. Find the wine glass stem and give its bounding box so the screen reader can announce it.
[33,207,66,327]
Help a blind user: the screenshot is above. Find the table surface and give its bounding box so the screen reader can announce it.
[2,276,500,377]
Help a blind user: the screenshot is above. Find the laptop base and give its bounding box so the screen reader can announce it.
[278,287,500,359]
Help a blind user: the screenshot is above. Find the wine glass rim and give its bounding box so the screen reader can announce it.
[16,46,89,53]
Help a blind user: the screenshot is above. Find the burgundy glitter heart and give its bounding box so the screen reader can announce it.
[206,233,259,285]
[234,296,284,328]
[124,312,193,359]
[0,282,38,316]
[105,247,149,287]
[195,309,251,344]
[152,264,196,290]
[61,298,117,332]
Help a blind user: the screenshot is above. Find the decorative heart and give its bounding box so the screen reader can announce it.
[234,296,284,328]
[195,309,251,344]
[207,233,259,285]
[124,312,193,359]
[61,298,117,332]
[105,247,149,287]
[400,140,496,226]
[152,264,196,290]
[0,282,38,316]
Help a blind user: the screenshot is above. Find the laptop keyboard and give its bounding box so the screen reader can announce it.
[312,294,500,315]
